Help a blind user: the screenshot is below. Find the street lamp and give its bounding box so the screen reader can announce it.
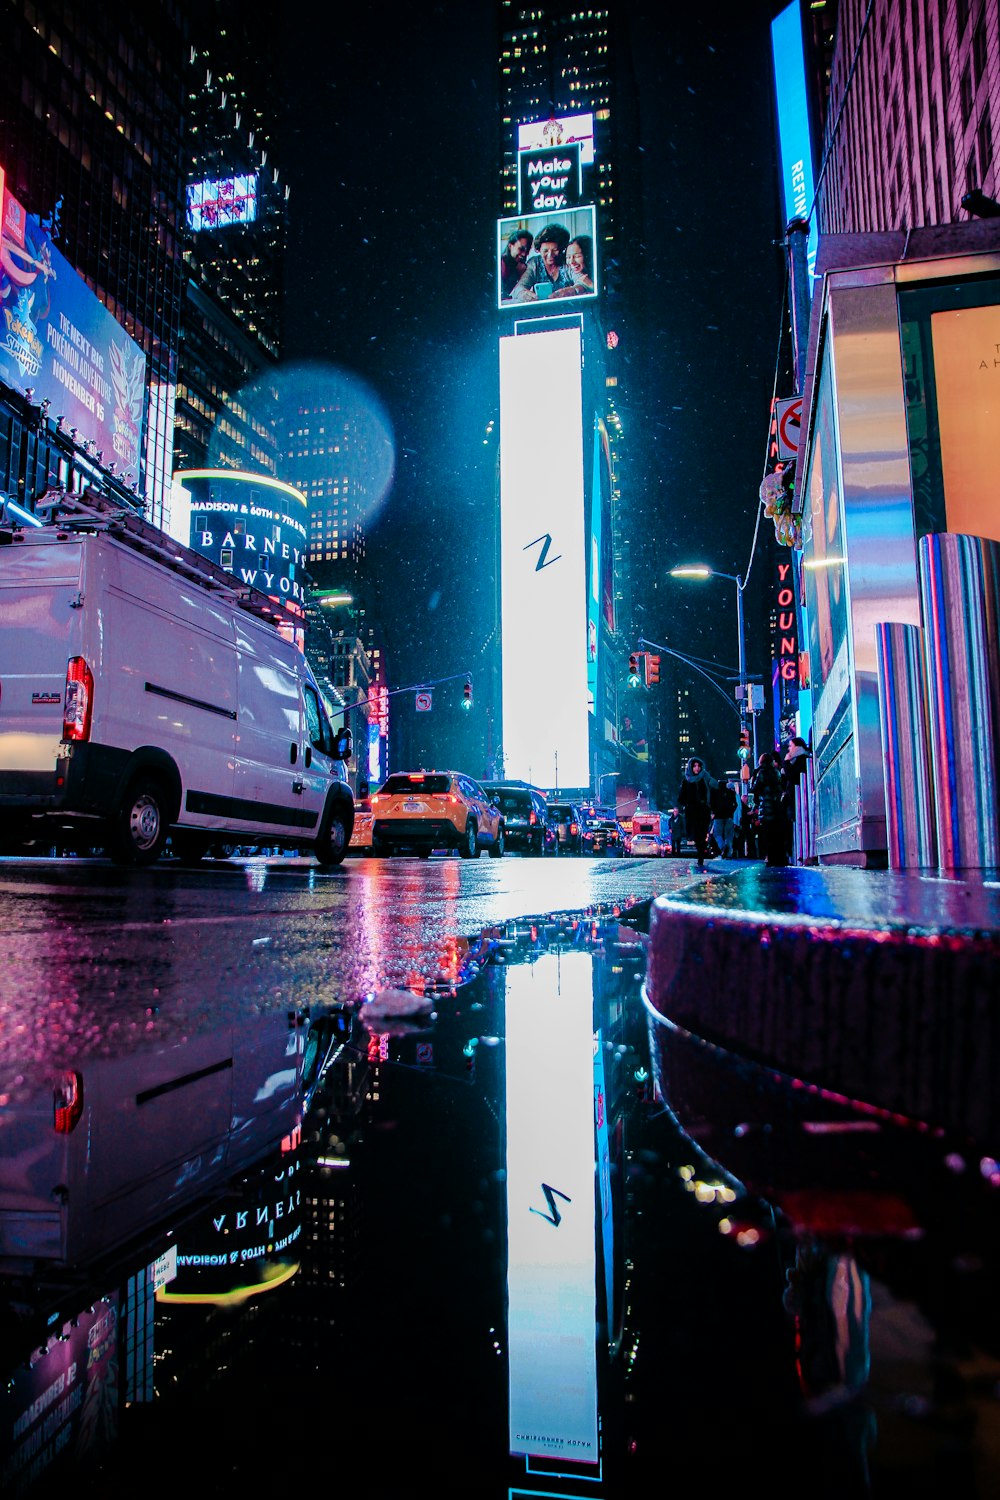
[667,564,756,765]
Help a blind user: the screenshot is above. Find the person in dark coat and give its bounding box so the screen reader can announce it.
[677,756,717,871]
[781,735,811,862]
[750,751,787,867]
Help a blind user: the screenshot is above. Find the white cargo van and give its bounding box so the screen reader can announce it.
[0,492,354,865]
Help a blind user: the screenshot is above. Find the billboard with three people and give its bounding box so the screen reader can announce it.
[498,205,598,310]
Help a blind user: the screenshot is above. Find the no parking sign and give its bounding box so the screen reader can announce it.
[776,396,802,460]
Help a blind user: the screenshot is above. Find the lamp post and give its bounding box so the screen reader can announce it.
[667,565,756,766]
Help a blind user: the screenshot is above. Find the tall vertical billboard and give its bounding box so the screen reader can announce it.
[771,1,819,284]
[499,327,589,789]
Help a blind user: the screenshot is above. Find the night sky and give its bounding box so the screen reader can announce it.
[278,1,787,780]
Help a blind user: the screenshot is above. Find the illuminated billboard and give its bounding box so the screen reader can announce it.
[771,1,818,284]
[498,205,598,309]
[499,326,590,789]
[0,180,146,476]
[518,112,595,166]
[518,141,584,215]
[931,303,1000,543]
[186,173,258,231]
[177,469,309,611]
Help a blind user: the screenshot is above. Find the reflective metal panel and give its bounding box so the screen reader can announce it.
[875,621,936,869]
[919,532,1000,869]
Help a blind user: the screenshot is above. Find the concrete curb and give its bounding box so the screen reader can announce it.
[644,865,1000,1149]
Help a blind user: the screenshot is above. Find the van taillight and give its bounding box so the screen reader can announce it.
[53,1071,83,1133]
[529,811,537,825]
[570,822,578,836]
[63,657,93,742]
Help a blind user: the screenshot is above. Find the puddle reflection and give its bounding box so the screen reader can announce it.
[2,907,1000,1496]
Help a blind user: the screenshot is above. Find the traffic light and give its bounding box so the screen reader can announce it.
[738,725,751,761]
[627,652,641,687]
[646,654,661,686]
[462,678,473,709]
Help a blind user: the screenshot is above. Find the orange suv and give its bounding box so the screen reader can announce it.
[370,771,505,859]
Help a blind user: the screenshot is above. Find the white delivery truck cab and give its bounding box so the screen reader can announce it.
[0,491,354,865]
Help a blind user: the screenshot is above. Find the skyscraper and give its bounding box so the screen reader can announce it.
[280,384,393,791]
[175,5,288,478]
[495,1,639,804]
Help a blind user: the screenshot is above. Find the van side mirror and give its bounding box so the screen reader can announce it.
[332,726,353,762]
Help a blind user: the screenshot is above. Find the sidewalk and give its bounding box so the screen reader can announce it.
[642,860,1000,1152]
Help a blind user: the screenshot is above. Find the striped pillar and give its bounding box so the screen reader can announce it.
[875,621,936,869]
[918,532,1000,870]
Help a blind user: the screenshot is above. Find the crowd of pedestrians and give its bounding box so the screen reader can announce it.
[669,736,812,871]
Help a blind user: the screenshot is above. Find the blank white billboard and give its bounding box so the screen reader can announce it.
[499,327,589,789]
[505,953,599,1464]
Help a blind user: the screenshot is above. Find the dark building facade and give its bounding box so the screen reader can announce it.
[0,0,189,527]
[174,6,288,479]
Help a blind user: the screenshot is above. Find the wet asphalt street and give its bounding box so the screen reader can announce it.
[3,850,1000,1499]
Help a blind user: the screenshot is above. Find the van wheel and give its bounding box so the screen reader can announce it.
[315,807,349,867]
[488,825,505,858]
[108,777,169,865]
[459,820,478,858]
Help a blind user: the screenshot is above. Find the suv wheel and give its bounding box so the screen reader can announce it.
[459,819,478,858]
[488,825,505,859]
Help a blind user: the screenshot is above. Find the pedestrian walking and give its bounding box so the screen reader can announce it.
[750,750,787,867]
[732,788,754,858]
[668,807,683,856]
[677,756,717,871]
[709,776,738,858]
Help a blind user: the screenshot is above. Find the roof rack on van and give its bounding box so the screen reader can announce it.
[27,487,303,631]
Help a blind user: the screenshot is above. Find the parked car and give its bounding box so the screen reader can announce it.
[481,780,552,855]
[545,800,584,855]
[581,814,625,856]
[628,830,672,858]
[370,770,505,858]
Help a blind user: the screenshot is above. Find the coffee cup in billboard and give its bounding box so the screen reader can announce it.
[535,281,553,299]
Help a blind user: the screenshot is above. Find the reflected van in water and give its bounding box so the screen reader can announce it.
[2,909,1000,1497]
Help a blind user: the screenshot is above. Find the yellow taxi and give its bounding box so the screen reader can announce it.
[370,771,505,859]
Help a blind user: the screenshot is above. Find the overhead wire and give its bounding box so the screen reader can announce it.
[741,256,789,595]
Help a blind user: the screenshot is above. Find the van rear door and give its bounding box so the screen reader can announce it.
[0,537,83,797]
